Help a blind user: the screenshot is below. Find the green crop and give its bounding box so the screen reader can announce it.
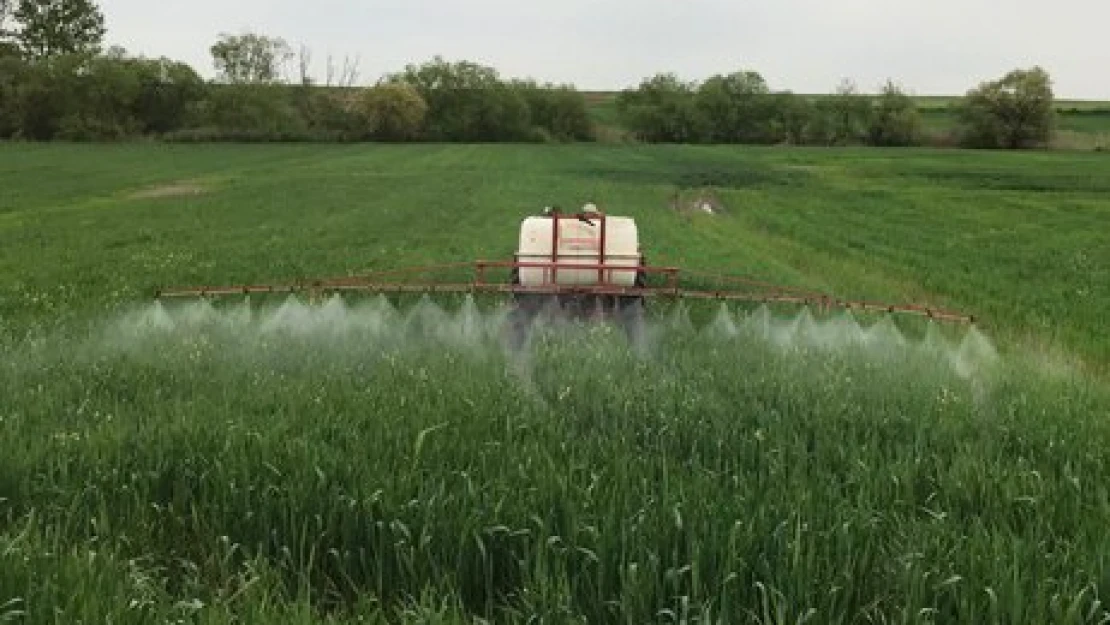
[1,144,1109,622]
[1,296,1108,623]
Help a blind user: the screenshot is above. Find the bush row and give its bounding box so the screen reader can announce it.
[614,74,919,146]
[614,68,1059,149]
[0,52,595,143]
[0,44,1063,149]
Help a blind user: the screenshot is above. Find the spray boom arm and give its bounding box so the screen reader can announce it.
[154,259,976,325]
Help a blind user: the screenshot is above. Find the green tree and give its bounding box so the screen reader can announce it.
[0,40,18,59]
[12,0,105,59]
[807,79,873,146]
[512,79,594,142]
[956,67,1055,149]
[352,82,427,141]
[695,70,775,143]
[210,32,292,84]
[194,84,308,140]
[7,52,84,138]
[288,85,363,141]
[767,91,811,144]
[615,73,705,143]
[4,49,208,140]
[867,80,923,146]
[55,52,143,139]
[0,54,27,136]
[387,56,531,141]
[130,56,206,134]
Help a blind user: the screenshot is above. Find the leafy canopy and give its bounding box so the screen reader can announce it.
[957,66,1056,149]
[210,32,293,85]
[12,0,105,59]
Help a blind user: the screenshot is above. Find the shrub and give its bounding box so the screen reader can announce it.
[129,57,207,135]
[352,82,428,141]
[292,87,363,141]
[694,70,776,143]
[7,53,86,139]
[867,80,923,147]
[0,50,207,140]
[615,73,705,143]
[387,56,532,142]
[808,80,874,146]
[955,67,1056,149]
[768,91,812,145]
[0,55,27,138]
[513,80,594,142]
[192,83,310,140]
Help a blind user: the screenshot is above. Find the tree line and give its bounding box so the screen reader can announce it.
[615,70,1057,149]
[0,1,594,142]
[0,0,1061,148]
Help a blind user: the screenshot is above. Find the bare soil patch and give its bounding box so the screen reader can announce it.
[130,181,209,200]
[669,187,727,216]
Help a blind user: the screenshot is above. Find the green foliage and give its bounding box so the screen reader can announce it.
[0,521,474,622]
[189,83,309,141]
[0,51,206,140]
[806,79,874,146]
[868,80,924,147]
[128,57,207,135]
[3,52,84,139]
[615,73,705,143]
[54,53,145,140]
[615,74,916,147]
[352,82,428,141]
[290,87,363,142]
[0,297,1107,622]
[11,0,104,59]
[512,80,595,142]
[956,67,1057,149]
[0,46,1096,149]
[694,70,776,143]
[599,87,1110,150]
[210,32,293,85]
[1,143,1109,619]
[1,143,1107,370]
[387,56,532,142]
[768,91,811,144]
[0,53,26,136]
[0,46,598,143]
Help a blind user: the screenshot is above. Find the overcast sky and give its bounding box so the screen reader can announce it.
[98,0,1107,99]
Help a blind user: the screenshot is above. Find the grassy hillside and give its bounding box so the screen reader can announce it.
[1,144,1108,623]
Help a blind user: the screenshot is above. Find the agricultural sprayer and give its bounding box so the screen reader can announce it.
[154,203,976,348]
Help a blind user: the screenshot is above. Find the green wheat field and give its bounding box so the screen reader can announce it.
[1,143,1108,623]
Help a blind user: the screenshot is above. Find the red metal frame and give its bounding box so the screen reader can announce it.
[154,258,976,324]
[154,207,974,322]
[536,208,610,286]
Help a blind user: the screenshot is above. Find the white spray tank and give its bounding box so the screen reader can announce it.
[515,203,642,287]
